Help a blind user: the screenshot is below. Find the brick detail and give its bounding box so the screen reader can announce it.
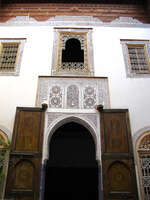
[0,3,150,23]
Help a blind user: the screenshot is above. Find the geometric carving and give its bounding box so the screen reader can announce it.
[14,161,34,190]
[83,86,96,109]
[140,157,150,169]
[142,176,150,187]
[49,86,62,108]
[139,154,150,198]
[67,85,79,109]
[108,162,132,192]
[47,112,98,131]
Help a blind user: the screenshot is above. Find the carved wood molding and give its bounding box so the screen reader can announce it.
[0,3,150,23]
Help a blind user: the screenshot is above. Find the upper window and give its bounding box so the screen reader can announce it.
[0,39,26,76]
[121,40,150,77]
[51,28,94,76]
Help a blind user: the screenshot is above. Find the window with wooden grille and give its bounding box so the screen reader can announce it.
[0,42,20,72]
[121,40,150,77]
[127,45,150,73]
[0,39,26,76]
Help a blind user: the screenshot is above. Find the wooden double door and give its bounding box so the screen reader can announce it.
[5,107,139,200]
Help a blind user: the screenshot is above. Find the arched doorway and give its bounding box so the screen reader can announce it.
[44,122,99,200]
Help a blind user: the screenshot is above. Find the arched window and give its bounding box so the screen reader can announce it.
[62,38,84,63]
[51,28,94,76]
[61,37,85,71]
[137,132,150,199]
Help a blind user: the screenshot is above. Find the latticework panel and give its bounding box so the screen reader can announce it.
[0,42,20,72]
[139,134,150,150]
[127,45,149,74]
[138,133,150,200]
[139,154,150,200]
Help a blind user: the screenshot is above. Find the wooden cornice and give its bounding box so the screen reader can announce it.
[0,3,150,23]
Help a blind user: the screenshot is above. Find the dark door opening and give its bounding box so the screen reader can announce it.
[44,122,99,200]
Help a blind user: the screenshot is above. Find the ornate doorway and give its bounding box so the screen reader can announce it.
[44,122,99,200]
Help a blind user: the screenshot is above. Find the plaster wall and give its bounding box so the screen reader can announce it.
[0,21,150,139]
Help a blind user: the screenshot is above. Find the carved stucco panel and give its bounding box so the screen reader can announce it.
[49,85,62,108]
[37,77,110,109]
[37,79,49,105]
[47,112,98,130]
[67,85,79,109]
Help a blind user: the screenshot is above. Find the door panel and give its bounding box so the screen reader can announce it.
[5,107,45,200]
[103,112,129,153]
[100,109,138,200]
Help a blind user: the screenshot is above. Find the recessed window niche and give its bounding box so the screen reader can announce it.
[51,28,94,76]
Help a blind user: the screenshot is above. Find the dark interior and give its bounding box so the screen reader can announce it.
[62,38,84,63]
[44,122,99,200]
